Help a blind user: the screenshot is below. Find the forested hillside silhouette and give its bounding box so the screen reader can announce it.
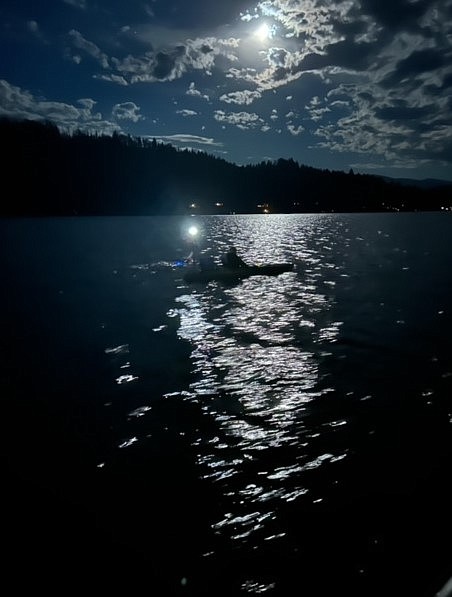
[1,117,450,216]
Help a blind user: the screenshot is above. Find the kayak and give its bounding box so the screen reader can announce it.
[183,263,293,283]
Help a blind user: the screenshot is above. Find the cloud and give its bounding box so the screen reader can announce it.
[226,67,258,80]
[374,104,433,122]
[112,102,144,122]
[111,52,156,80]
[381,47,447,88]
[77,98,97,113]
[240,12,260,23]
[227,46,309,92]
[186,82,210,100]
[153,47,186,80]
[111,50,183,84]
[68,30,110,68]
[313,90,450,167]
[94,74,129,86]
[265,47,289,68]
[176,109,198,117]
[26,20,46,42]
[143,3,155,18]
[147,134,223,147]
[305,96,331,122]
[330,100,349,109]
[219,89,262,105]
[214,110,265,130]
[287,124,304,136]
[0,79,118,134]
[109,36,240,85]
[185,37,240,74]
[254,0,352,50]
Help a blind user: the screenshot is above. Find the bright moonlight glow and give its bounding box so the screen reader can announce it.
[255,22,271,41]
[188,225,198,237]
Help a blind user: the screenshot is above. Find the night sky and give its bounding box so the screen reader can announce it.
[1,0,451,180]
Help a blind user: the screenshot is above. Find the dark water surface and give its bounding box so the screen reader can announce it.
[3,214,452,595]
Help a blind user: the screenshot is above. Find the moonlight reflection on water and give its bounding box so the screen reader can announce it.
[171,215,349,544]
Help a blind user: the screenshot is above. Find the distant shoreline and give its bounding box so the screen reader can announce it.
[3,209,452,219]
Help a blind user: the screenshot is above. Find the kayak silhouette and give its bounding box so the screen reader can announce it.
[183,262,293,283]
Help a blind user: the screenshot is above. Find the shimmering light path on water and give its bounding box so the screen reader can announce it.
[174,216,347,549]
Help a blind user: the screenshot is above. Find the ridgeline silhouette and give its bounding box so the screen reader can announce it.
[1,117,450,216]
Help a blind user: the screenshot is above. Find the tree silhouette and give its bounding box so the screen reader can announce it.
[1,117,450,216]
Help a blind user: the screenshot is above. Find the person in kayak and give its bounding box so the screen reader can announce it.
[221,246,249,268]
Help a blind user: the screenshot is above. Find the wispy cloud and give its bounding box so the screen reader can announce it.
[94,74,129,86]
[26,20,46,43]
[143,3,155,18]
[148,134,223,146]
[176,109,198,117]
[68,29,109,68]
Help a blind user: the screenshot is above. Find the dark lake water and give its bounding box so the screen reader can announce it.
[2,214,452,596]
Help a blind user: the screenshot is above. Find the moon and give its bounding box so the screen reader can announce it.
[255,22,271,42]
